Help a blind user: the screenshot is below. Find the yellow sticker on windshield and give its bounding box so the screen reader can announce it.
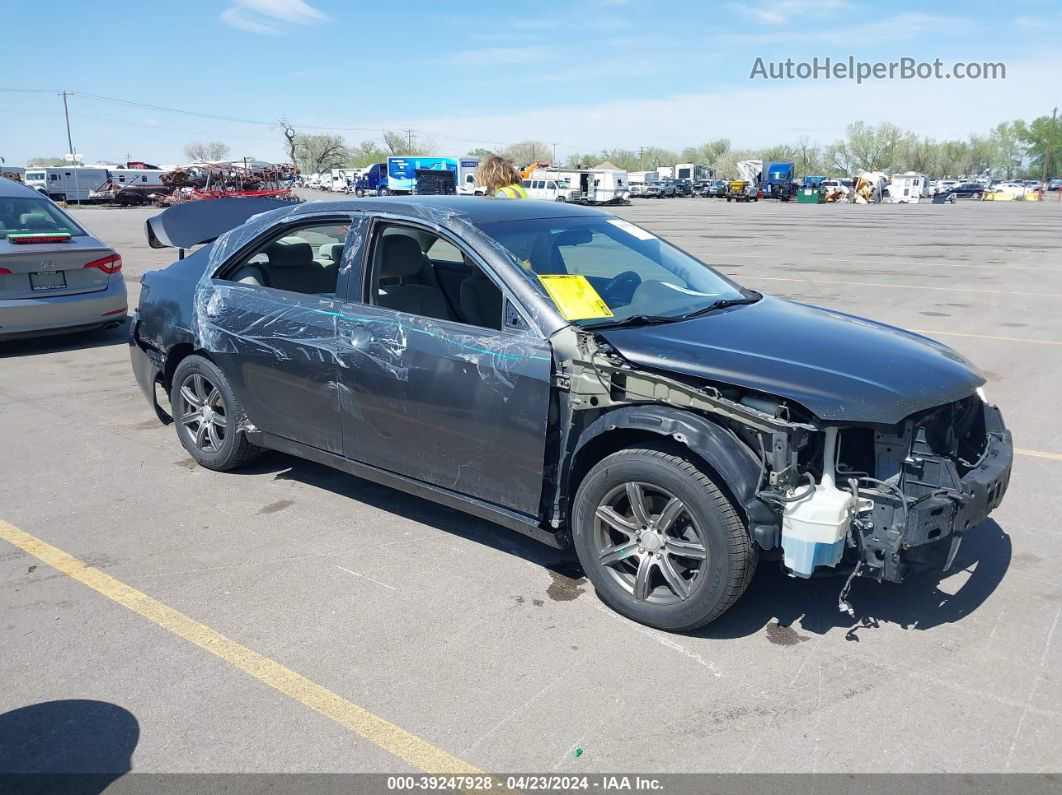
[538,274,614,320]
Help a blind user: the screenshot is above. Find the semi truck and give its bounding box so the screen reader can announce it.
[762,162,796,201]
[383,156,480,196]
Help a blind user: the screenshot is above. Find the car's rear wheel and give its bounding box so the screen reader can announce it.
[171,355,260,471]
[572,446,756,631]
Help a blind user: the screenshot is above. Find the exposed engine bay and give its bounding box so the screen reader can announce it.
[553,330,1013,609]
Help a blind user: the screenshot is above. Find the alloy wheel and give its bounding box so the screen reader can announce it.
[592,481,709,605]
[177,373,228,453]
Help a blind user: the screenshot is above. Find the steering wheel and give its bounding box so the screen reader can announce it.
[601,270,642,305]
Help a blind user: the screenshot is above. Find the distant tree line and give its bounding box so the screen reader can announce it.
[26,114,1059,179]
[553,117,1059,179]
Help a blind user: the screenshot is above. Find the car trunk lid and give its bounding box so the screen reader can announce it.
[0,236,117,299]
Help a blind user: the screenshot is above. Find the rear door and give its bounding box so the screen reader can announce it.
[204,216,356,454]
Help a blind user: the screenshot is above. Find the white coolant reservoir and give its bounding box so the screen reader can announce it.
[781,428,855,578]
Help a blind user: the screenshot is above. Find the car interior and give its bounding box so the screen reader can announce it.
[369,224,505,331]
[229,223,349,298]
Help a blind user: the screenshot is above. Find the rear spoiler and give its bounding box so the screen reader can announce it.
[145,197,297,257]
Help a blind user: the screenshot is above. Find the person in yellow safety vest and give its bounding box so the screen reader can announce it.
[477,155,529,198]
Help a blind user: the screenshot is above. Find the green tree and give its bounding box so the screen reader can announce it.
[503,140,552,165]
[291,134,349,174]
[26,157,68,167]
[347,139,390,168]
[836,121,908,172]
[1019,113,1062,178]
[381,130,434,156]
[989,121,1025,178]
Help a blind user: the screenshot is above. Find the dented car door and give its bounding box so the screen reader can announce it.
[333,218,553,516]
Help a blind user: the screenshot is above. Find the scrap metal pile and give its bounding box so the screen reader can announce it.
[156,162,299,206]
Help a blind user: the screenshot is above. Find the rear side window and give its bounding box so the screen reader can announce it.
[219,222,351,297]
[0,198,85,235]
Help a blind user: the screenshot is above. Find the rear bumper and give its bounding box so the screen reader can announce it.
[0,278,128,339]
[129,317,163,406]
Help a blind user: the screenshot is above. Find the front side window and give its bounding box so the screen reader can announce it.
[221,221,350,297]
[476,216,748,326]
[368,223,505,331]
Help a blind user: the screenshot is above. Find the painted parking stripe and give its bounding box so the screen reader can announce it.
[1016,448,1062,462]
[0,518,481,776]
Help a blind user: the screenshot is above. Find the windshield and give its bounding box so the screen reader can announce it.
[476,215,747,326]
[0,197,86,236]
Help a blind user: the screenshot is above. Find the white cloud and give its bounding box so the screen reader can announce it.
[723,12,973,46]
[357,56,1062,155]
[730,0,851,26]
[443,45,554,65]
[1014,12,1062,32]
[220,0,326,36]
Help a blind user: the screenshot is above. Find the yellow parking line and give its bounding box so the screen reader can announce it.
[1016,448,1062,462]
[0,518,480,776]
[907,329,1062,346]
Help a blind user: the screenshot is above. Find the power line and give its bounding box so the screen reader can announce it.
[0,87,593,154]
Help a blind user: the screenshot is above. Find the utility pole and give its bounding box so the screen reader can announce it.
[552,142,557,163]
[407,129,413,152]
[1040,106,1057,200]
[60,91,75,159]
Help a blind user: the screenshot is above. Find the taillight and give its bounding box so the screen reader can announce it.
[0,268,11,275]
[85,253,122,274]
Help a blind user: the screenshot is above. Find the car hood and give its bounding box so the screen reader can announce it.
[596,296,985,424]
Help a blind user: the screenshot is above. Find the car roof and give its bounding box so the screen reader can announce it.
[290,195,611,223]
[0,178,45,199]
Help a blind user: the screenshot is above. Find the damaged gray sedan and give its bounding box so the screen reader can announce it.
[129,197,1012,631]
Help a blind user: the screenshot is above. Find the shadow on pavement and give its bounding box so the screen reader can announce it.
[700,519,1011,641]
[240,452,578,573]
[0,318,128,358]
[234,453,1011,638]
[0,699,138,793]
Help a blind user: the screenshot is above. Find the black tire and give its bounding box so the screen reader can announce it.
[555,195,566,202]
[572,445,756,631]
[170,355,261,471]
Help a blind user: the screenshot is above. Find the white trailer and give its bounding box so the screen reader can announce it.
[737,159,763,184]
[23,167,109,202]
[674,163,715,182]
[531,168,630,205]
[656,166,673,180]
[887,172,930,203]
[628,171,660,197]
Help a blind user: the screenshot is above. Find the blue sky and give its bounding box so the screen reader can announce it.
[2,0,1060,166]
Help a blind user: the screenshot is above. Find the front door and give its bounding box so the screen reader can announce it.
[335,221,553,516]
[205,218,353,454]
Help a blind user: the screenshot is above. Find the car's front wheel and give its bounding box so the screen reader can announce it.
[572,446,756,631]
[171,355,261,471]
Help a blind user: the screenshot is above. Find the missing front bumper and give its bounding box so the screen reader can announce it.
[858,404,1013,583]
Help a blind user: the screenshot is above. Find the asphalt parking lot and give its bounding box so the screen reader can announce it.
[1,193,1060,775]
